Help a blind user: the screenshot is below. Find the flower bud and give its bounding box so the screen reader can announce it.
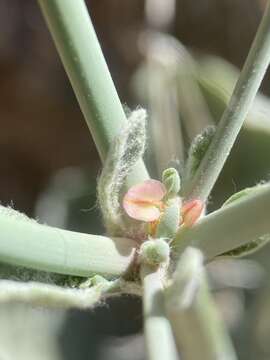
[181,199,204,227]
[162,168,181,197]
[140,239,170,266]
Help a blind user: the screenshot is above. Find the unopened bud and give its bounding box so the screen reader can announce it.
[140,239,170,266]
[162,168,181,197]
[181,199,204,227]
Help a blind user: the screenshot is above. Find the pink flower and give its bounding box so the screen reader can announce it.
[123,179,204,228]
[123,179,166,222]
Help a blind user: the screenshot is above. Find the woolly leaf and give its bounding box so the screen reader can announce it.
[97,109,147,237]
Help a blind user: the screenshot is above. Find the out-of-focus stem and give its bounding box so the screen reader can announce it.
[165,248,237,360]
[144,34,185,174]
[141,265,179,360]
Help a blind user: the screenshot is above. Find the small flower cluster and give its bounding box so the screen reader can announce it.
[123,171,204,237]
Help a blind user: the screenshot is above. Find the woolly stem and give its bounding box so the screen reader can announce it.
[141,265,179,360]
[0,278,141,309]
[172,182,270,261]
[166,248,237,360]
[183,1,270,201]
[0,212,137,278]
[38,0,148,186]
[0,280,109,309]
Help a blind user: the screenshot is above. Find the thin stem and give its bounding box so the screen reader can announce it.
[141,265,179,360]
[0,212,137,278]
[166,248,237,360]
[38,0,148,186]
[173,183,270,260]
[183,1,270,201]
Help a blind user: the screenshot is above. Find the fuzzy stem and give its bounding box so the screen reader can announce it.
[0,280,110,309]
[141,265,179,360]
[38,0,148,186]
[0,278,141,309]
[166,248,237,360]
[173,183,270,260]
[0,212,137,278]
[183,1,270,201]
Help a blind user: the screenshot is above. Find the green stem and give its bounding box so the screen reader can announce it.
[38,0,148,186]
[141,265,179,360]
[183,1,270,201]
[173,182,270,260]
[0,212,137,278]
[166,248,237,360]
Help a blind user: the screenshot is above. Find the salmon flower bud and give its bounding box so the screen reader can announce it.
[123,179,166,222]
[181,199,204,227]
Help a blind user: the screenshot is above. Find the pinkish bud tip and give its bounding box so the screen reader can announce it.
[123,179,166,222]
[181,199,204,227]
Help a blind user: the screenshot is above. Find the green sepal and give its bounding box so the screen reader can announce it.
[156,198,181,240]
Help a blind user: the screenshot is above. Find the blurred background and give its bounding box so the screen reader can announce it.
[1,0,270,359]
